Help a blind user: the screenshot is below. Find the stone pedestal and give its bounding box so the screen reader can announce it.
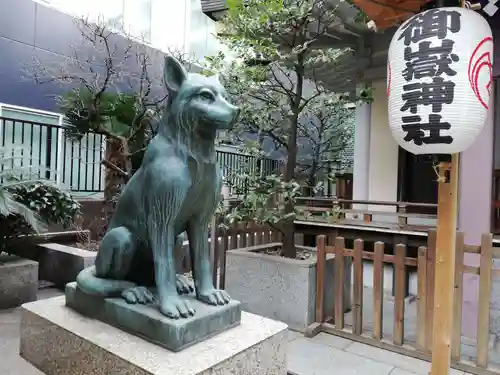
[65,282,242,352]
[20,296,288,375]
[0,254,38,309]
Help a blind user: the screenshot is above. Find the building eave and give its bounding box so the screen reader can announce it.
[201,0,227,21]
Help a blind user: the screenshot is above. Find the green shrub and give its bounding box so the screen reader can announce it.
[0,147,81,252]
[10,182,80,228]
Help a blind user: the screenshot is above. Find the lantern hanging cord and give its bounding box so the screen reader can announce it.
[433,163,447,183]
[462,1,478,9]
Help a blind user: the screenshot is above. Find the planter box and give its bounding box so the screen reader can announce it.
[34,243,96,288]
[225,246,352,332]
[7,240,96,288]
[0,254,38,309]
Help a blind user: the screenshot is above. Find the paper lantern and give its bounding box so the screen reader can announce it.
[387,7,494,155]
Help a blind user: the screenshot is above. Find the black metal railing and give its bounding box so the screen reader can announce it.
[0,117,281,194]
[0,116,105,192]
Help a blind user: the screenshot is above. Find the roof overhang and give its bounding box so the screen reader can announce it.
[201,0,227,21]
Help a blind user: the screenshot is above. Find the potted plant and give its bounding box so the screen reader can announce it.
[0,146,84,294]
[0,147,49,308]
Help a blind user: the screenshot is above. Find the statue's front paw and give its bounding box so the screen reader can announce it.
[198,288,231,306]
[160,297,196,319]
[176,274,194,295]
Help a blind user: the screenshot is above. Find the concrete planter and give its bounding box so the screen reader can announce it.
[0,254,38,309]
[32,243,96,288]
[225,246,352,332]
[7,240,96,288]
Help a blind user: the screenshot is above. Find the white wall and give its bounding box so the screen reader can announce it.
[151,0,189,53]
[367,80,399,210]
[36,0,223,64]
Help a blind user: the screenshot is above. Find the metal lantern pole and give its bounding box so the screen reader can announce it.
[430,154,459,375]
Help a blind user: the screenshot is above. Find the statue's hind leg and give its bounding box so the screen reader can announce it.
[96,226,154,304]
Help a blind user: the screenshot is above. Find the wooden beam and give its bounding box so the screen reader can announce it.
[430,154,459,375]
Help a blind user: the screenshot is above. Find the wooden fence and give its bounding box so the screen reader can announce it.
[308,230,500,375]
[296,197,437,231]
[206,222,282,289]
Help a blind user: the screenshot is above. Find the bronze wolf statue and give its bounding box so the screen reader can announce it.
[76,56,239,319]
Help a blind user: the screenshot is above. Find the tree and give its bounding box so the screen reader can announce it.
[296,94,354,196]
[26,17,193,238]
[204,0,367,258]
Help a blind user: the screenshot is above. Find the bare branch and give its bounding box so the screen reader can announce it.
[101,159,129,179]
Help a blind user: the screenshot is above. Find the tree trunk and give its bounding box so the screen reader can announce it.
[306,153,320,196]
[281,55,305,259]
[97,137,131,240]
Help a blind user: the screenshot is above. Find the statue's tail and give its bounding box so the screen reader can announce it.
[76,266,136,297]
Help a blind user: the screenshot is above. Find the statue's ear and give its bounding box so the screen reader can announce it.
[163,56,187,93]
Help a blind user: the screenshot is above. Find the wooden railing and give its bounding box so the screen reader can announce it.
[309,230,499,375]
[204,222,282,289]
[296,198,437,231]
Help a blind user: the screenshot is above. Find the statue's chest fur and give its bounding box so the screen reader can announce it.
[180,158,221,219]
[111,136,221,238]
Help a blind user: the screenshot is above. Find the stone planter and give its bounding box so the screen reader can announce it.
[0,254,38,309]
[225,245,352,332]
[7,240,96,288]
[33,244,96,288]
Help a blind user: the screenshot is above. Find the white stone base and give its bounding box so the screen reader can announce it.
[20,296,288,375]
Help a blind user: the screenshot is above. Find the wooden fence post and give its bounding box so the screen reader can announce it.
[334,237,345,330]
[393,244,406,346]
[416,246,427,350]
[451,232,464,361]
[476,233,493,368]
[373,241,384,340]
[426,229,437,350]
[315,235,326,323]
[352,239,364,335]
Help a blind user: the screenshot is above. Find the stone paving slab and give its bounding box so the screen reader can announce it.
[345,342,466,375]
[0,288,477,375]
[310,332,354,350]
[288,337,394,375]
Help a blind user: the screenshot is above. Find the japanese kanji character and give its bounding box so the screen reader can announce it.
[402,114,453,145]
[401,77,455,114]
[402,39,459,81]
[398,8,461,46]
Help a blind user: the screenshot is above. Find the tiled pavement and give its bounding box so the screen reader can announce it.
[2,289,474,375]
[287,330,474,375]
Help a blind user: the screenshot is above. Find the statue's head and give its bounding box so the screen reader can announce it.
[163,56,240,140]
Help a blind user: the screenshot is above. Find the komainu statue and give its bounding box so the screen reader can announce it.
[75,55,239,319]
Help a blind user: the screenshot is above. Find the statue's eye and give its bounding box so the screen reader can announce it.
[199,90,215,101]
